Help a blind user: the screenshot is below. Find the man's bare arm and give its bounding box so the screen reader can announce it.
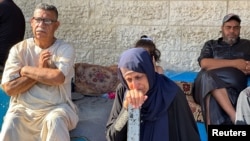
[2,50,65,96]
[20,66,65,86]
[3,66,64,96]
[200,58,248,72]
[2,76,36,96]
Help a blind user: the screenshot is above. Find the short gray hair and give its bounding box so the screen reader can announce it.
[35,3,58,19]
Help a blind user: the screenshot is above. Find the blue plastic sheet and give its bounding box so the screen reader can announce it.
[0,86,10,131]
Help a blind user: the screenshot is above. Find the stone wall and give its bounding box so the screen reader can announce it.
[14,0,250,71]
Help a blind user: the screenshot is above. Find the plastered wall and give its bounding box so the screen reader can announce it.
[14,0,250,71]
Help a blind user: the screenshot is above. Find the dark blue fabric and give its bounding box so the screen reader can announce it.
[117,48,178,141]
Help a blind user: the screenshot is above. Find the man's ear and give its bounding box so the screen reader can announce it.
[54,21,60,30]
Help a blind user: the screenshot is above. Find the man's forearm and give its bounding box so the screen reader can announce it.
[2,76,36,96]
[21,66,65,85]
[200,58,237,70]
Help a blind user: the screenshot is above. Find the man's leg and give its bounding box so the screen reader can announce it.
[211,88,236,123]
[41,112,70,141]
[205,94,211,127]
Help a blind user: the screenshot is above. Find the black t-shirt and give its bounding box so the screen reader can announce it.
[198,37,250,66]
[0,0,25,66]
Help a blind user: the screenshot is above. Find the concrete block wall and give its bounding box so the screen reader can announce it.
[14,0,250,71]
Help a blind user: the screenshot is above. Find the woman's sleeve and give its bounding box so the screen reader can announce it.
[106,83,128,141]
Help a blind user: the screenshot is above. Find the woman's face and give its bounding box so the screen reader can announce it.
[123,70,149,95]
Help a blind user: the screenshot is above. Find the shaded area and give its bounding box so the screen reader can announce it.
[70,93,114,141]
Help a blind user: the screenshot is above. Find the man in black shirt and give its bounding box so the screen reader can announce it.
[0,0,25,69]
[193,13,250,128]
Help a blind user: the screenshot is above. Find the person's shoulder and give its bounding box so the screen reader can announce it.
[0,1,9,10]
[56,39,73,48]
[205,38,220,43]
[239,38,250,43]
[203,38,221,47]
[9,38,30,52]
[55,39,75,54]
[116,83,126,94]
[14,38,30,47]
[0,0,16,9]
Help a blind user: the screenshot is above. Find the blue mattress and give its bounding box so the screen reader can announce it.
[0,86,10,131]
[165,70,198,82]
[165,70,250,85]
[197,122,207,141]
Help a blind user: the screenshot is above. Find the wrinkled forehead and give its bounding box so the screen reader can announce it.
[120,67,134,77]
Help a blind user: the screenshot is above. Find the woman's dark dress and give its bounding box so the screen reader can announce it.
[106,83,201,141]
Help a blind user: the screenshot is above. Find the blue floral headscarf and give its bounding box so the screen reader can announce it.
[118,48,178,141]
